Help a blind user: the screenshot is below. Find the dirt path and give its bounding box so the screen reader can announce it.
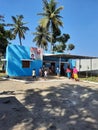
[0,78,98,130]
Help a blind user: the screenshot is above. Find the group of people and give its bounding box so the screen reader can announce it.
[56,65,79,81]
[32,65,79,81]
[66,66,79,81]
[39,67,48,80]
[32,67,48,80]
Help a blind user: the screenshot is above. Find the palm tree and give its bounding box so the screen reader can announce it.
[38,0,63,52]
[10,15,29,45]
[33,25,50,50]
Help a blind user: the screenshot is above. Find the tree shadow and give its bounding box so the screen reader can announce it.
[23,83,98,130]
[0,96,33,130]
[0,83,98,130]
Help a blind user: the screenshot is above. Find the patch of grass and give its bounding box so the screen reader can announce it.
[80,76,98,82]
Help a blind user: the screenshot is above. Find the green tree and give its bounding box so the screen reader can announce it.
[53,34,70,52]
[67,43,75,53]
[38,0,63,52]
[0,15,5,22]
[33,25,50,50]
[10,15,29,45]
[0,15,13,55]
[53,42,66,52]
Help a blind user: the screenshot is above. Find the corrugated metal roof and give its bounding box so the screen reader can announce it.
[43,53,98,59]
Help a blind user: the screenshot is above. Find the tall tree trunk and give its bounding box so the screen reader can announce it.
[50,23,53,53]
[18,34,22,45]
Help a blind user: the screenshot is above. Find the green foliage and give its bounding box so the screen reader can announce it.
[37,0,75,53]
[67,44,75,51]
[33,25,50,50]
[53,33,70,52]
[38,0,63,51]
[56,34,70,43]
[53,42,66,52]
[10,15,29,45]
[0,15,13,55]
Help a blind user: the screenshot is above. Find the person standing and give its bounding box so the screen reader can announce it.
[39,67,42,77]
[42,67,44,77]
[56,66,60,78]
[66,65,71,79]
[44,69,48,80]
[73,66,79,81]
[2,63,4,71]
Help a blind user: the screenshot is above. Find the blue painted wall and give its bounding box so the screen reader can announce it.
[6,44,42,77]
[44,56,76,70]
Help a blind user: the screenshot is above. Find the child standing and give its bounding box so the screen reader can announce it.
[56,66,60,78]
[32,69,36,80]
[44,69,48,80]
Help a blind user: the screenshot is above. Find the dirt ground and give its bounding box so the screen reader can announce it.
[0,76,98,130]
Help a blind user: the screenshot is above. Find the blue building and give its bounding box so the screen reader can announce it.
[5,44,43,77]
[43,53,76,76]
[5,44,96,77]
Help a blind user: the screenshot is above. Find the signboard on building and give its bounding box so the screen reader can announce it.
[30,47,43,60]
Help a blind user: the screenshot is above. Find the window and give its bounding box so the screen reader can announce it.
[22,61,30,68]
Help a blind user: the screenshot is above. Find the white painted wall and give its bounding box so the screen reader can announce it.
[76,59,98,72]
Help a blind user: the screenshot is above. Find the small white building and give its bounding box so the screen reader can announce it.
[76,58,98,76]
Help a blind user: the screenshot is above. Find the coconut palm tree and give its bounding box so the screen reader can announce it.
[10,15,29,45]
[38,0,63,52]
[33,25,50,50]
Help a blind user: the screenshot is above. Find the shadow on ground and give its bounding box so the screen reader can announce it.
[23,83,98,130]
[0,83,98,130]
[0,96,33,130]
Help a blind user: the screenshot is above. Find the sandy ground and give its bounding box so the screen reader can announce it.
[0,76,98,130]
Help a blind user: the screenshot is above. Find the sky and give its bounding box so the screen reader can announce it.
[0,0,98,57]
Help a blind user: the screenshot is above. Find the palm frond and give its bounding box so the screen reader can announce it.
[39,18,49,28]
[11,15,29,45]
[54,6,64,14]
